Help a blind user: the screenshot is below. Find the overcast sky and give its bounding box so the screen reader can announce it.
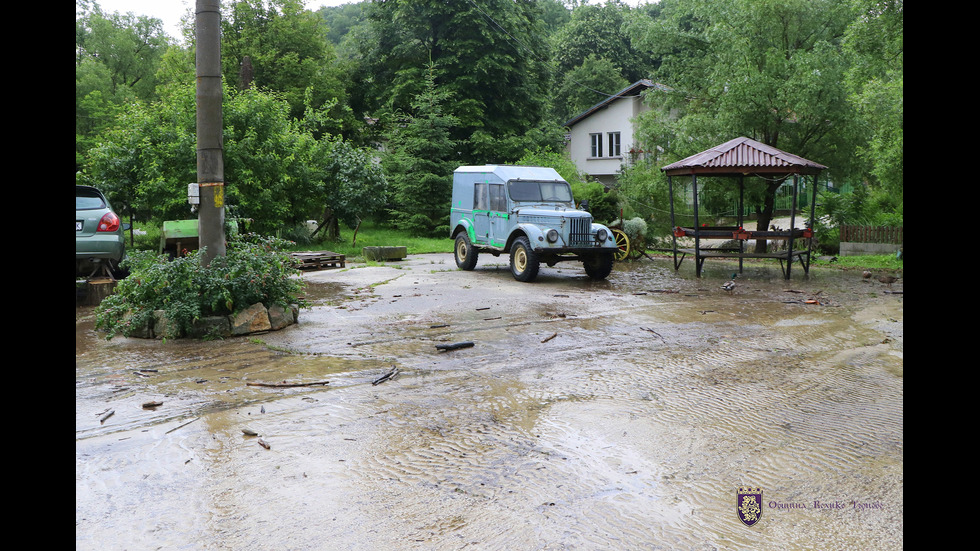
[89,1,650,43]
[90,1,356,41]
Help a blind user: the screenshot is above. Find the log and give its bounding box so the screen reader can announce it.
[435,341,474,352]
[372,367,400,386]
[246,380,330,388]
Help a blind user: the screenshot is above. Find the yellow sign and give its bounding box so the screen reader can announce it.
[200,182,225,208]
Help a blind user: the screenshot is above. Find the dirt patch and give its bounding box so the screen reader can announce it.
[76,254,902,550]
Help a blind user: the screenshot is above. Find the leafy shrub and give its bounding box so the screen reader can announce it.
[95,233,307,339]
[622,217,648,242]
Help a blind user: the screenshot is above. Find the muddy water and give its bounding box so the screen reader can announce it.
[76,254,903,550]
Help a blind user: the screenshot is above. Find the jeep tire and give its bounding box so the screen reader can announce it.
[454,233,479,271]
[583,251,614,280]
[509,236,540,282]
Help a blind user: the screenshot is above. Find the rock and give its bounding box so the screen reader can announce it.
[230,303,272,335]
[114,303,296,340]
[268,303,295,330]
[188,315,232,339]
[153,310,173,339]
[362,246,407,261]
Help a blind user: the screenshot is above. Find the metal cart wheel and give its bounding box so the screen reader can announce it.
[612,228,630,262]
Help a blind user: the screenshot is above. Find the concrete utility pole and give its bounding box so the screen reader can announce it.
[196,0,226,265]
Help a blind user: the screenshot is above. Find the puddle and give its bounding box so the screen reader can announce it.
[77,254,902,550]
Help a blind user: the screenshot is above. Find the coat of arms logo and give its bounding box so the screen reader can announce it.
[736,486,764,527]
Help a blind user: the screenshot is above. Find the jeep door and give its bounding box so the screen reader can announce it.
[488,183,509,248]
[472,183,491,245]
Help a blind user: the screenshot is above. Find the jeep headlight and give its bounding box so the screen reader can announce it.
[596,228,608,242]
[546,229,559,243]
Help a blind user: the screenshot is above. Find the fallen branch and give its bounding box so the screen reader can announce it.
[639,327,666,344]
[372,367,400,386]
[541,332,557,343]
[246,380,330,388]
[99,409,114,424]
[435,341,474,352]
[165,417,200,434]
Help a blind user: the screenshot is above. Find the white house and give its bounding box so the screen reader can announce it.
[564,79,669,187]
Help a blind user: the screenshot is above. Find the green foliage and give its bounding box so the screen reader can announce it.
[76,2,172,170]
[359,0,555,163]
[221,0,352,129]
[77,0,901,247]
[383,65,459,237]
[622,217,648,242]
[291,219,453,259]
[843,0,903,196]
[95,233,307,339]
[80,82,385,238]
[555,54,630,124]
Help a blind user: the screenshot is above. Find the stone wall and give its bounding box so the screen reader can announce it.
[134,302,299,339]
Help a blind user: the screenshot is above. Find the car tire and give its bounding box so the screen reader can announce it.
[509,236,539,282]
[454,233,479,271]
[583,251,614,280]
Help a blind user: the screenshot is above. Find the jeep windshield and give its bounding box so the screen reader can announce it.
[508,180,573,205]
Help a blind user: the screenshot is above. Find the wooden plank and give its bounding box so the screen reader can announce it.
[290,251,346,271]
[678,248,809,260]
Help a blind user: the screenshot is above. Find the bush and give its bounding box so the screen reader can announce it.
[95,233,307,339]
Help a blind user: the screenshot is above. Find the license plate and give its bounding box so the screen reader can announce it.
[76,220,84,231]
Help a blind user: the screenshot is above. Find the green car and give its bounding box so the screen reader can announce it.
[76,185,125,278]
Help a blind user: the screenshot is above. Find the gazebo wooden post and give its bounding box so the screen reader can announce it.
[785,174,799,279]
[806,174,818,273]
[691,174,702,277]
[668,175,678,269]
[738,175,745,274]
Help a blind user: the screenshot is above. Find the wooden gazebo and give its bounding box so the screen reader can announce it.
[661,137,827,279]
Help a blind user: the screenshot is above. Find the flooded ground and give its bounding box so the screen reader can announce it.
[76,253,903,550]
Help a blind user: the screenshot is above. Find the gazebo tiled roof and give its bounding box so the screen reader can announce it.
[661,137,827,177]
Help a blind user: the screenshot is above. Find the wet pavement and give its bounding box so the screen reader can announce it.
[76,253,903,550]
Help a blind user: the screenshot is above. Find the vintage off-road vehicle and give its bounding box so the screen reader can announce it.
[449,165,617,282]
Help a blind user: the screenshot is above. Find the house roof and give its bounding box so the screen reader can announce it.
[563,79,669,128]
[660,137,828,177]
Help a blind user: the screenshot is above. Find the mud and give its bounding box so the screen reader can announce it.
[76,254,903,550]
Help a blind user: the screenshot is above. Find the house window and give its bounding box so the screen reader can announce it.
[590,133,602,158]
[608,132,621,157]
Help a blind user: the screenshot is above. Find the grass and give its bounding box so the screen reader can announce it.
[811,253,903,272]
[128,219,902,271]
[287,220,453,260]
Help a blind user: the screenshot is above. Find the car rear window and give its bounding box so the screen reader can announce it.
[76,189,107,210]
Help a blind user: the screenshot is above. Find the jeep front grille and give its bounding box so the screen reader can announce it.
[568,216,592,246]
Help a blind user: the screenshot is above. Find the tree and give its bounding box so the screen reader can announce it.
[360,0,557,163]
[843,0,903,202]
[76,0,172,169]
[81,83,385,239]
[383,65,460,237]
[551,0,654,85]
[221,0,355,138]
[629,0,862,251]
[554,54,629,124]
[309,138,388,241]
